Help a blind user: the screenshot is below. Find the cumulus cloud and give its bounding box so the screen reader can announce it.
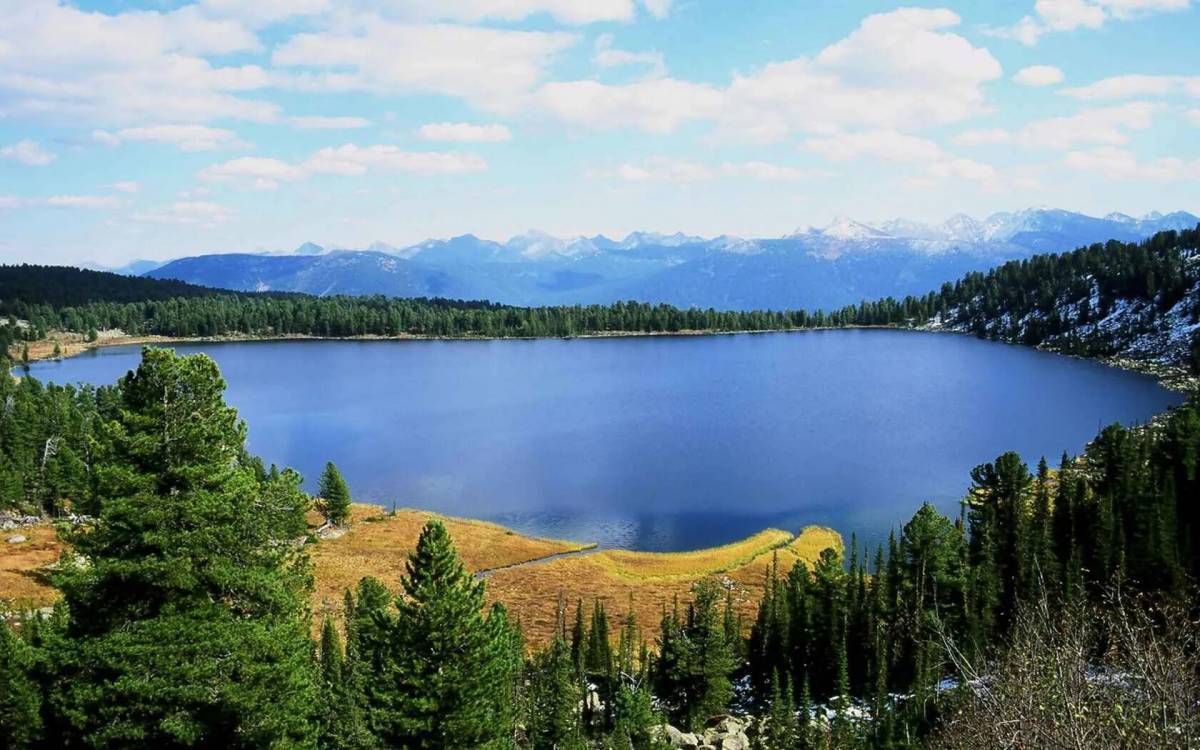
[93,125,250,151]
[1014,65,1065,87]
[46,195,120,208]
[272,20,575,111]
[1017,102,1157,148]
[593,34,666,78]
[613,157,712,183]
[1,139,56,166]
[721,161,828,181]
[200,145,487,189]
[954,128,1014,146]
[131,200,235,226]
[288,116,372,130]
[1060,74,1200,100]
[536,8,1001,141]
[1064,145,1200,180]
[418,123,512,143]
[110,181,140,193]
[996,0,1191,45]
[959,102,1159,150]
[0,0,275,125]
[198,0,330,28]
[804,130,946,163]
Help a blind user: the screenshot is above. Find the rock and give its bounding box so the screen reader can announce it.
[6,534,27,544]
[678,732,701,749]
[719,735,748,750]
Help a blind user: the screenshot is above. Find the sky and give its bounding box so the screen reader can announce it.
[0,0,1198,266]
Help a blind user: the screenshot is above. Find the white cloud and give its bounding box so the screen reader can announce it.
[46,195,120,208]
[804,130,945,163]
[365,0,639,24]
[954,128,1013,146]
[198,156,307,190]
[200,145,488,189]
[720,162,823,181]
[1061,74,1200,100]
[1064,145,1200,180]
[640,0,673,18]
[593,34,666,77]
[198,0,330,28]
[272,20,575,110]
[1014,65,1065,87]
[928,157,997,182]
[303,144,488,176]
[537,78,723,134]
[997,0,1191,45]
[110,181,140,194]
[288,116,372,130]
[0,0,275,126]
[1,139,56,166]
[131,200,235,226]
[418,122,512,143]
[1016,101,1157,148]
[613,157,712,183]
[537,8,1001,140]
[94,124,251,151]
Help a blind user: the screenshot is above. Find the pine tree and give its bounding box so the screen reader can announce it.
[50,348,318,748]
[319,461,352,526]
[0,618,41,750]
[758,672,798,750]
[527,609,586,750]
[317,617,370,749]
[364,520,517,749]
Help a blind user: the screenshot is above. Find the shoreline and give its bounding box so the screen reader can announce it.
[15,324,1198,395]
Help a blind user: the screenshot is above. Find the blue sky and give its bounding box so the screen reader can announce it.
[0,0,1198,266]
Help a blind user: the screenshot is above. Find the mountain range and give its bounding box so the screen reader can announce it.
[142,208,1200,311]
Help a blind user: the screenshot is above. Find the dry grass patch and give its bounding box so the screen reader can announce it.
[485,525,843,648]
[591,529,793,581]
[309,505,592,618]
[0,524,62,609]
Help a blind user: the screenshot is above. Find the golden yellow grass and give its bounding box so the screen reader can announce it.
[0,505,844,649]
[0,524,61,609]
[309,505,593,618]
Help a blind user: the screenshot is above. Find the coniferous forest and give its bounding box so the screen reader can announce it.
[1,229,1199,749]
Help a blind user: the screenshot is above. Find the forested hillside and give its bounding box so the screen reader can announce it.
[3,225,1199,375]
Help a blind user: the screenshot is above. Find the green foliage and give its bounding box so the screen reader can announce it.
[47,347,318,749]
[318,462,352,526]
[654,579,737,731]
[359,520,519,749]
[0,617,41,750]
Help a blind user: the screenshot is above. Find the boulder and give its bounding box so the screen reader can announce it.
[6,534,26,544]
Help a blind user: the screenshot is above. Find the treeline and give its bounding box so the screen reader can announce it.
[934,225,1200,362]
[2,226,1198,368]
[3,348,1199,748]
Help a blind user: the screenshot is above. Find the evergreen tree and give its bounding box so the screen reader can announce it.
[757,672,798,750]
[526,613,586,750]
[319,461,352,526]
[655,579,736,731]
[49,348,318,749]
[0,617,41,750]
[364,520,517,749]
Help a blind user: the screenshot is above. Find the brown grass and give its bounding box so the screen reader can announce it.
[0,506,844,650]
[0,524,62,609]
[309,505,593,619]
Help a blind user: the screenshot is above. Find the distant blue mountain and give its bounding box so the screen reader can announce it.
[146,208,1200,311]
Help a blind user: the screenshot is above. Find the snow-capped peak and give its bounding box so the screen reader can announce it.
[820,216,890,240]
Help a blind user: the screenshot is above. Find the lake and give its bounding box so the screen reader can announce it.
[25,330,1184,552]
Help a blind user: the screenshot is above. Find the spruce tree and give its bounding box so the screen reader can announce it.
[319,461,352,526]
[0,618,41,750]
[364,520,517,749]
[49,348,318,749]
[527,615,586,750]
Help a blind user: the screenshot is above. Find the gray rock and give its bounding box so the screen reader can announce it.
[7,534,27,544]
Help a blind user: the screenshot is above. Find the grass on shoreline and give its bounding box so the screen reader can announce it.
[0,505,843,649]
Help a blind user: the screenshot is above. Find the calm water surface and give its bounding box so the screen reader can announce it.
[26,330,1184,551]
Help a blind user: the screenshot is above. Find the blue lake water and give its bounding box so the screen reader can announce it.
[25,330,1184,552]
